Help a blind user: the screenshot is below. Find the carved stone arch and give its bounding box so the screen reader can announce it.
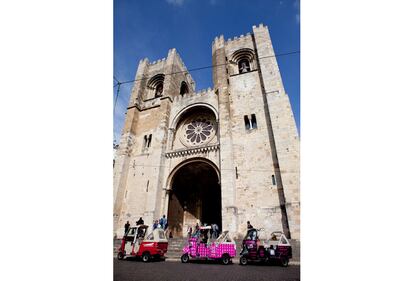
[229,48,256,75]
[230,48,255,63]
[165,157,222,237]
[147,73,165,89]
[165,157,220,191]
[170,103,219,130]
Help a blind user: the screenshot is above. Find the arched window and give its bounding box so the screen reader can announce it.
[231,48,255,75]
[238,59,251,73]
[146,74,165,99]
[179,81,189,96]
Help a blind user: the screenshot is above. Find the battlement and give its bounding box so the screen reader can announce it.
[137,48,195,90]
[149,57,167,65]
[212,23,267,47]
[252,23,268,30]
[172,87,214,103]
[225,32,252,44]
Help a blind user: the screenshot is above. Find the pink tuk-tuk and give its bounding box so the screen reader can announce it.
[181,226,236,265]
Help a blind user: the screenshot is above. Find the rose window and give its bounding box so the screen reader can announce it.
[179,114,216,147]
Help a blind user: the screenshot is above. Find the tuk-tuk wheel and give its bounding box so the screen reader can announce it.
[239,256,248,266]
[181,254,189,263]
[142,252,151,263]
[117,252,124,260]
[221,254,230,265]
[280,257,289,267]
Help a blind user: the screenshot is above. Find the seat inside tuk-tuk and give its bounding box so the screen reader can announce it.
[191,227,211,244]
[125,225,148,245]
[244,229,259,241]
[136,225,148,244]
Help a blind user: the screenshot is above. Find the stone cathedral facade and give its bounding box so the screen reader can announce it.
[113,24,300,240]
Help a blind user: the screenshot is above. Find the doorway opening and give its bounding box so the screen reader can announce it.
[167,160,221,237]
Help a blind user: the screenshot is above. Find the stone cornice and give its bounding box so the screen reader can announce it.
[165,144,220,159]
[127,96,173,112]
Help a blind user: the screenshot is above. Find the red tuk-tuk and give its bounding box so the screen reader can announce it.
[117,225,168,262]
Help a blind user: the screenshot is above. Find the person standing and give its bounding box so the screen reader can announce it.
[159,215,167,230]
[136,217,144,225]
[187,225,193,239]
[153,220,158,230]
[163,216,168,230]
[247,221,253,229]
[124,221,130,235]
[212,223,219,239]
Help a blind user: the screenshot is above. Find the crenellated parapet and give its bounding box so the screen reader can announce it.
[148,57,167,65]
[172,87,215,103]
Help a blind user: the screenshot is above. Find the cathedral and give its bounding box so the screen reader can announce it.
[113,24,300,240]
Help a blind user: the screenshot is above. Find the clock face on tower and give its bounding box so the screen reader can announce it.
[178,113,217,147]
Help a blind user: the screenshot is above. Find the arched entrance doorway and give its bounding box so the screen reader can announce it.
[167,160,221,237]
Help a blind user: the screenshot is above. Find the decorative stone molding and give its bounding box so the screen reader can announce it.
[165,144,219,159]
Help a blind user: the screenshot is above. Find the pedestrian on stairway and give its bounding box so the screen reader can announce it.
[160,214,168,230]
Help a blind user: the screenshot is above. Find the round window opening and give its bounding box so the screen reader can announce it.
[179,113,216,147]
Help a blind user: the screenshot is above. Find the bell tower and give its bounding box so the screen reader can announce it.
[212,24,300,239]
[113,48,195,237]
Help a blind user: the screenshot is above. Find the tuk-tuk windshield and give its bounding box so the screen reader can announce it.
[215,231,232,243]
[244,229,258,240]
[126,227,137,237]
[269,232,289,245]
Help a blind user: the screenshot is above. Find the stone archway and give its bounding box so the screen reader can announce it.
[167,160,221,237]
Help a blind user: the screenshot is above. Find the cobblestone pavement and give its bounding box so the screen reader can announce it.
[114,258,300,281]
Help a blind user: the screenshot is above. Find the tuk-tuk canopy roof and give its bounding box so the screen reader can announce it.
[130,224,148,229]
[199,226,211,230]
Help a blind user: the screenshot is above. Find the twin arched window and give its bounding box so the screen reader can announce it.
[147,75,190,98]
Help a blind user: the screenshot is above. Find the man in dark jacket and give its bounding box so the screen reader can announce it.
[124,221,130,235]
[136,217,144,225]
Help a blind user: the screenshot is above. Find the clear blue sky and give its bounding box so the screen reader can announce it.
[114,0,300,143]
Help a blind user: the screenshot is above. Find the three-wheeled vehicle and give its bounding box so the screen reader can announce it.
[239,229,292,266]
[117,224,168,262]
[181,226,236,265]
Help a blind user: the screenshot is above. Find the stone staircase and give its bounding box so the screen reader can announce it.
[114,237,300,262]
[165,238,188,259]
